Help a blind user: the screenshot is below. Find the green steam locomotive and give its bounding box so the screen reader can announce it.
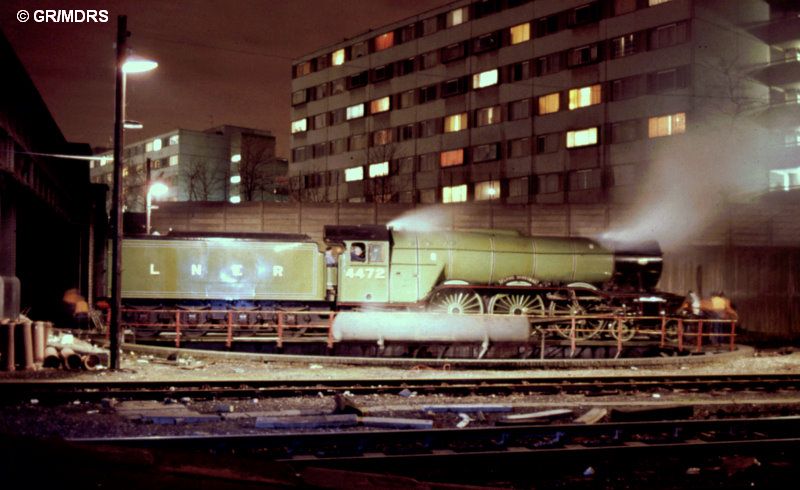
[119,225,667,343]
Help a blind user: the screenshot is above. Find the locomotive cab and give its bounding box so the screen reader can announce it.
[324,225,391,305]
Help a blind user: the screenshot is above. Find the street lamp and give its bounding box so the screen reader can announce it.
[146,182,169,235]
[123,120,143,130]
[110,15,157,370]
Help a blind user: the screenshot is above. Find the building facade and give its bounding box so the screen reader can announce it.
[289,0,799,204]
[91,125,285,211]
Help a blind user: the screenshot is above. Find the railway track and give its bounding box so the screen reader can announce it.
[67,416,800,486]
[1,373,798,405]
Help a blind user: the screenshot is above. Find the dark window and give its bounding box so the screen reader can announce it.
[313,113,328,129]
[473,32,501,53]
[474,0,500,18]
[509,99,531,120]
[315,83,329,100]
[569,168,602,190]
[331,108,346,125]
[648,66,689,92]
[399,24,416,43]
[441,77,468,97]
[610,120,639,143]
[398,90,416,109]
[347,71,368,89]
[291,89,307,106]
[611,75,641,100]
[473,143,500,163]
[419,85,437,103]
[614,0,636,15]
[422,16,439,36]
[537,173,563,194]
[535,53,562,76]
[399,124,416,141]
[421,50,438,69]
[397,57,416,76]
[441,42,467,63]
[649,22,688,50]
[419,153,438,171]
[292,146,310,162]
[509,60,531,81]
[536,133,559,154]
[508,137,531,157]
[350,133,368,150]
[316,54,330,70]
[352,41,369,58]
[331,78,346,94]
[371,64,394,82]
[313,142,327,158]
[535,15,559,37]
[568,44,600,67]
[569,3,600,27]
[507,0,529,7]
[329,138,348,155]
[419,119,438,138]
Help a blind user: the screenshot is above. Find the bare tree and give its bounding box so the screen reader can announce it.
[238,134,285,202]
[180,158,226,201]
[367,143,402,203]
[122,162,146,211]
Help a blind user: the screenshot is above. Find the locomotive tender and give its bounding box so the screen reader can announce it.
[119,225,667,343]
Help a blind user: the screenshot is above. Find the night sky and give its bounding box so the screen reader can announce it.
[0,0,447,158]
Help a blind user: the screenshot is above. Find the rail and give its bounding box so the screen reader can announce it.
[102,308,736,355]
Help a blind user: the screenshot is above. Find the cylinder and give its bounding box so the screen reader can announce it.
[82,354,101,370]
[33,321,46,364]
[22,321,34,370]
[43,346,61,369]
[59,347,82,370]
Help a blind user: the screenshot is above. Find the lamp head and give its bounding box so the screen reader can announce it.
[148,181,169,198]
[122,57,158,74]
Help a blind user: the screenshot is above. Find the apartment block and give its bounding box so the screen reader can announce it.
[289,0,800,205]
[91,125,285,211]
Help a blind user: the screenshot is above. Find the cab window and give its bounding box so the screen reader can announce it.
[350,242,366,262]
[368,243,384,263]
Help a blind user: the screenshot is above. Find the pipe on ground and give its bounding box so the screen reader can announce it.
[59,347,82,370]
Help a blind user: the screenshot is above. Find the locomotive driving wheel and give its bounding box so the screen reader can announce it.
[608,318,637,341]
[489,293,545,316]
[548,300,605,340]
[429,288,485,315]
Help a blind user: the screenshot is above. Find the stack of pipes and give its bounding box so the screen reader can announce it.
[1,321,103,371]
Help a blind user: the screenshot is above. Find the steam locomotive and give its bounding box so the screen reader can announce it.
[119,225,679,345]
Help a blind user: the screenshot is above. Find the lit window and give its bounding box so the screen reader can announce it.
[440,149,464,167]
[89,160,95,169]
[374,32,394,51]
[231,154,241,163]
[372,129,393,146]
[769,167,800,192]
[568,84,602,110]
[444,112,468,133]
[510,23,530,44]
[369,161,389,178]
[331,48,346,65]
[345,166,364,182]
[291,118,308,134]
[230,195,241,204]
[475,180,501,201]
[99,158,107,167]
[538,93,560,114]
[152,138,162,151]
[566,127,599,148]
[230,175,241,184]
[648,112,686,138]
[168,155,178,166]
[443,184,468,203]
[122,168,129,177]
[145,141,153,152]
[447,7,467,27]
[473,69,498,89]
[346,103,364,120]
[649,0,672,5]
[169,134,179,145]
[370,96,390,114]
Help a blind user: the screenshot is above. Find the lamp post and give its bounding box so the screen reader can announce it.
[110,15,157,370]
[146,182,169,235]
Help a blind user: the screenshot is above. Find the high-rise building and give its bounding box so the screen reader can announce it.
[91,125,286,211]
[289,0,799,204]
